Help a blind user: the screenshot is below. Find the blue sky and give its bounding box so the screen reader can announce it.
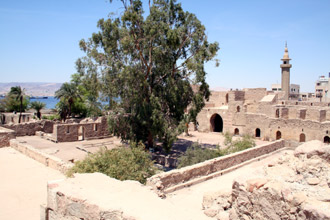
[0,0,329,92]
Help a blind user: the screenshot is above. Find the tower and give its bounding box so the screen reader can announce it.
[280,42,292,100]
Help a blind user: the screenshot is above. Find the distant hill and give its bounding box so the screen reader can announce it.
[0,82,62,96]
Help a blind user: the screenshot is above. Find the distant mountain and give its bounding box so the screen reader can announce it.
[0,82,62,96]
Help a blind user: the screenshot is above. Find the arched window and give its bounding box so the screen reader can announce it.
[237,106,240,112]
[299,133,306,142]
[234,128,239,135]
[225,93,229,104]
[255,128,261,138]
[276,131,281,140]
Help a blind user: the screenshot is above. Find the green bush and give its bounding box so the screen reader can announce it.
[177,143,220,168]
[219,134,255,156]
[67,142,157,184]
[42,115,60,120]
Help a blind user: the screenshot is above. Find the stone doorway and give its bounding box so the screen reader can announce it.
[276,131,281,140]
[299,133,306,142]
[234,128,239,135]
[324,136,330,144]
[255,128,261,138]
[78,126,85,141]
[210,114,223,132]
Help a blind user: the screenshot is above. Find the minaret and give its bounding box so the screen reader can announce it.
[280,42,292,100]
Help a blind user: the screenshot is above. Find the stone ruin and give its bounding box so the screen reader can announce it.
[202,140,330,220]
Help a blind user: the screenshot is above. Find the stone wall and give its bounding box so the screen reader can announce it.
[243,88,267,102]
[146,140,285,195]
[54,117,109,142]
[10,139,72,173]
[42,173,204,220]
[202,141,330,220]
[0,127,15,147]
[2,120,54,136]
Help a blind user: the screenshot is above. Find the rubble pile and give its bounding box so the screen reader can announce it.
[202,140,330,220]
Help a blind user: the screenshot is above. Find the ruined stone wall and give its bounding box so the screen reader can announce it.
[204,141,330,220]
[243,88,267,102]
[10,139,72,173]
[147,140,285,194]
[0,127,15,147]
[2,120,54,136]
[42,173,200,220]
[208,91,228,107]
[54,117,109,142]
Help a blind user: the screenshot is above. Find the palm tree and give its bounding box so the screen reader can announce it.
[30,101,46,119]
[9,86,24,123]
[55,83,81,118]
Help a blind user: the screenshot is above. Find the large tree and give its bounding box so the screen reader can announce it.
[79,0,219,150]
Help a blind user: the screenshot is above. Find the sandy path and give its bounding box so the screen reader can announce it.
[0,147,64,220]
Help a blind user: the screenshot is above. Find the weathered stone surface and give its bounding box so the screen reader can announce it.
[44,173,210,220]
[201,141,330,219]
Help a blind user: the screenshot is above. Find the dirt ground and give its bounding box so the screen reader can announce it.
[0,147,64,220]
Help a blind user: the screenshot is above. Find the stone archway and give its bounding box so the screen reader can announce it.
[299,133,306,142]
[324,136,330,144]
[276,131,281,140]
[234,128,239,135]
[255,128,261,137]
[210,114,223,132]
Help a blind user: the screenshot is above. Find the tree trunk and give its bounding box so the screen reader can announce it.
[18,97,22,123]
[37,111,41,120]
[147,131,153,149]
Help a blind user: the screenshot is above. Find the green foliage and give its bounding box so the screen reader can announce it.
[42,114,60,120]
[177,143,220,168]
[30,101,46,119]
[67,142,157,184]
[1,87,29,116]
[55,82,82,118]
[79,0,219,150]
[219,134,256,156]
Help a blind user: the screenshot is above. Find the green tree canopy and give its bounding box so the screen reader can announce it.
[30,101,46,120]
[55,82,81,119]
[78,0,219,150]
[8,86,28,123]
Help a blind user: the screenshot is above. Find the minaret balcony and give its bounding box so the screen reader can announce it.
[280,64,292,68]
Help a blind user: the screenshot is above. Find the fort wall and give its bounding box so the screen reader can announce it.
[147,140,285,194]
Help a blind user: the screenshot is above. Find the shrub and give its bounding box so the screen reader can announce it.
[67,142,157,184]
[177,143,220,168]
[42,115,60,120]
[219,134,255,155]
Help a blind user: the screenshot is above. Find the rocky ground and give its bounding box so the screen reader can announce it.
[202,140,330,220]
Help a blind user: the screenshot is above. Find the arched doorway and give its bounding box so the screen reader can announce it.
[275,109,280,118]
[255,128,261,137]
[210,114,223,132]
[78,126,85,141]
[234,128,239,135]
[276,131,281,140]
[324,136,330,144]
[299,133,305,142]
